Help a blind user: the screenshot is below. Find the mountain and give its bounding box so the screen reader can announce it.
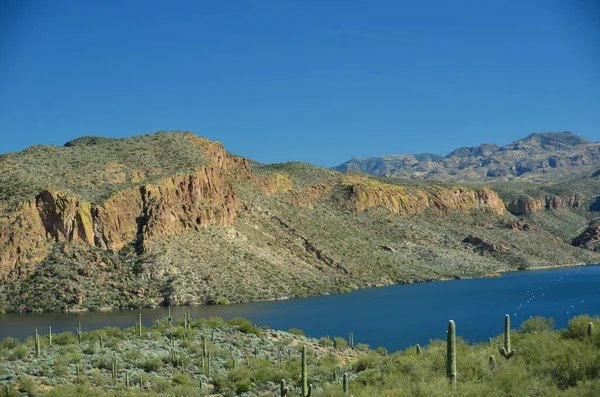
[335,154,442,176]
[1,131,598,312]
[334,132,600,181]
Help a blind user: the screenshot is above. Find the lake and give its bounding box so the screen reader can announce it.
[1,265,599,352]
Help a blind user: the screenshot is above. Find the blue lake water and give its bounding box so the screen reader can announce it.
[1,265,599,352]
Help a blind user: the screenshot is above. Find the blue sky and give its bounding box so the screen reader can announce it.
[1,0,599,167]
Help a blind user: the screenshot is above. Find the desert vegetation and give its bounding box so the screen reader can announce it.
[1,314,599,396]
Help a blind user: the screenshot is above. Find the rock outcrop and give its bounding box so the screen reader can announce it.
[464,235,508,253]
[340,176,505,216]
[260,173,293,196]
[506,197,545,215]
[505,193,587,215]
[0,166,241,278]
[572,221,600,250]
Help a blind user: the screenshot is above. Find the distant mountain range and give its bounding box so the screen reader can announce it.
[335,132,600,181]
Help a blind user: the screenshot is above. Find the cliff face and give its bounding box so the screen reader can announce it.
[0,167,239,277]
[505,194,586,215]
[0,136,252,278]
[340,176,505,216]
[259,173,293,196]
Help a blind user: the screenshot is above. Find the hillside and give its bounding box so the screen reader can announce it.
[0,314,599,396]
[334,132,600,181]
[0,131,599,313]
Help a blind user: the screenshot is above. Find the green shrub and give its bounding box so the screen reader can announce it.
[0,337,19,349]
[375,346,388,356]
[140,356,163,372]
[152,377,170,393]
[227,317,262,337]
[562,315,597,341]
[9,344,29,360]
[354,352,384,371]
[333,337,347,350]
[236,380,252,394]
[53,332,77,346]
[355,343,369,352]
[288,328,305,336]
[18,375,39,397]
[172,372,192,385]
[199,316,226,329]
[318,336,333,347]
[521,316,555,334]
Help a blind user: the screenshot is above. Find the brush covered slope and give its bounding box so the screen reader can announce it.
[0,315,599,396]
[336,131,600,181]
[0,131,598,312]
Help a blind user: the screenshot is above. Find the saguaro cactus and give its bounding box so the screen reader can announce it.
[207,350,211,376]
[416,344,422,355]
[280,379,289,396]
[48,326,53,347]
[348,332,354,349]
[111,353,117,383]
[138,313,142,338]
[343,372,349,395]
[489,355,496,371]
[499,314,516,359]
[588,322,594,338]
[34,329,40,357]
[447,320,456,385]
[302,345,308,396]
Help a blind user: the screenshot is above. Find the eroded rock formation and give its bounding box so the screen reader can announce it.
[340,176,505,216]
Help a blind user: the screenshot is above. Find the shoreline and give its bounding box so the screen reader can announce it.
[0,261,596,315]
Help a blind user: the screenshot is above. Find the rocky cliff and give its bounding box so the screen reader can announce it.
[505,194,586,215]
[340,176,505,216]
[0,134,255,278]
[0,167,241,277]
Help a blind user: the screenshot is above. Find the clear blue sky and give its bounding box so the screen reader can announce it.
[1,0,599,167]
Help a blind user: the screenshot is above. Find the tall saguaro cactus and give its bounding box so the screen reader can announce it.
[34,329,40,357]
[48,326,53,347]
[499,314,516,359]
[447,320,456,385]
[77,323,83,345]
[138,313,142,338]
[302,345,308,396]
[588,322,594,338]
